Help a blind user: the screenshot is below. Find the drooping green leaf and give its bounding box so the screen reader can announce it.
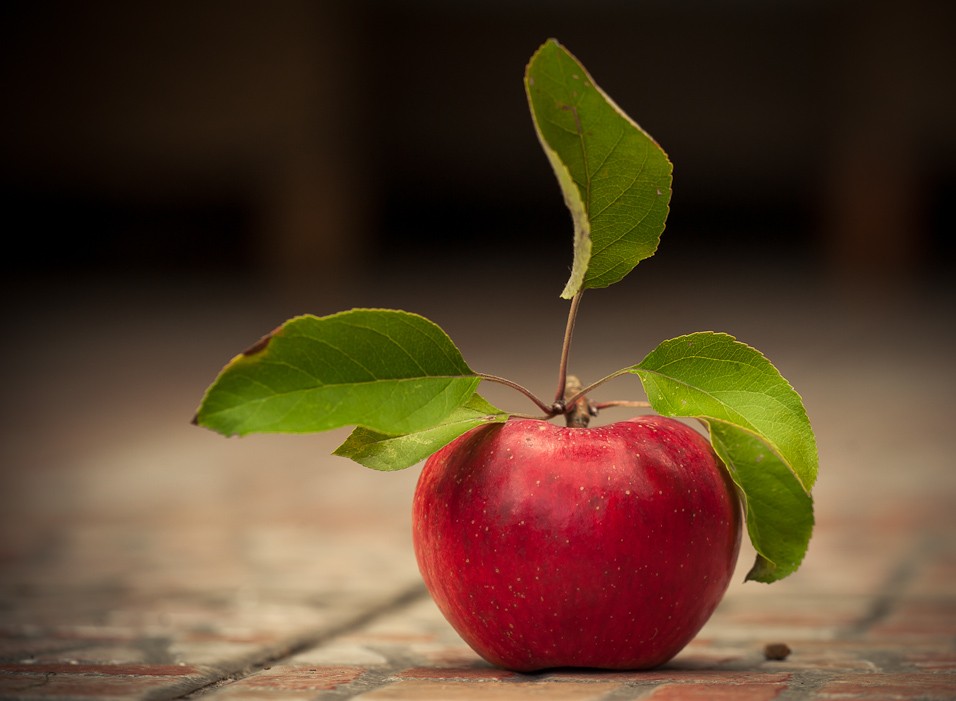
[630,332,818,582]
[707,421,814,582]
[334,393,509,471]
[525,39,673,298]
[194,309,479,438]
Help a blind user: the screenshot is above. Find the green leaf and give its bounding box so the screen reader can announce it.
[194,309,479,438]
[707,422,814,582]
[630,332,818,583]
[632,332,817,491]
[334,393,508,471]
[525,39,673,298]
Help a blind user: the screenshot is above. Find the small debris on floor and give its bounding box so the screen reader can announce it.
[764,642,792,661]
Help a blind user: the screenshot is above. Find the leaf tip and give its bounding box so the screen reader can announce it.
[744,554,778,584]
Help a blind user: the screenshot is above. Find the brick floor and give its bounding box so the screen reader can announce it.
[0,272,953,699]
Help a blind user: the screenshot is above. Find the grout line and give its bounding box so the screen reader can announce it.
[840,535,931,639]
[309,649,425,701]
[174,582,428,699]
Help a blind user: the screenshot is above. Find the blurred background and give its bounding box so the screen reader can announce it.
[0,0,954,614]
[2,0,954,295]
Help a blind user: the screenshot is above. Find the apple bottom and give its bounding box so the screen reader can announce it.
[412,415,742,672]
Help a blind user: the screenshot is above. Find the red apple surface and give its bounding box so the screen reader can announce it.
[412,415,742,671]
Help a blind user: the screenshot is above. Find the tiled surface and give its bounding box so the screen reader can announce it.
[1,270,953,699]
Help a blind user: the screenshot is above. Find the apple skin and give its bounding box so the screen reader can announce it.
[412,415,742,672]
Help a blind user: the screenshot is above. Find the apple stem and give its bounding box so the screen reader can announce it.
[476,373,554,415]
[563,375,596,427]
[591,400,652,411]
[564,368,631,409]
[552,291,584,411]
[478,291,640,424]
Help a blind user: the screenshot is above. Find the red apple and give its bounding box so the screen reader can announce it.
[412,415,742,671]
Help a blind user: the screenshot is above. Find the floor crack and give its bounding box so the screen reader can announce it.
[175,582,428,699]
[840,535,932,638]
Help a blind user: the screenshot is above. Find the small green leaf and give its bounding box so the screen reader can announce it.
[194,309,479,437]
[630,332,818,583]
[334,393,508,471]
[525,39,673,298]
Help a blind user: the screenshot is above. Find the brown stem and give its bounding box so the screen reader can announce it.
[591,400,652,411]
[553,291,584,407]
[563,375,595,428]
[476,373,553,415]
[563,368,630,409]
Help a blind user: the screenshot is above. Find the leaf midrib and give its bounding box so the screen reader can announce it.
[210,374,474,408]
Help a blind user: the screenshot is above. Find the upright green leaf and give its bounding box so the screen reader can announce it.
[629,332,818,582]
[194,309,479,437]
[334,393,508,471]
[525,39,673,298]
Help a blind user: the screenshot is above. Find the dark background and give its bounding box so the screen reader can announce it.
[1,0,954,298]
